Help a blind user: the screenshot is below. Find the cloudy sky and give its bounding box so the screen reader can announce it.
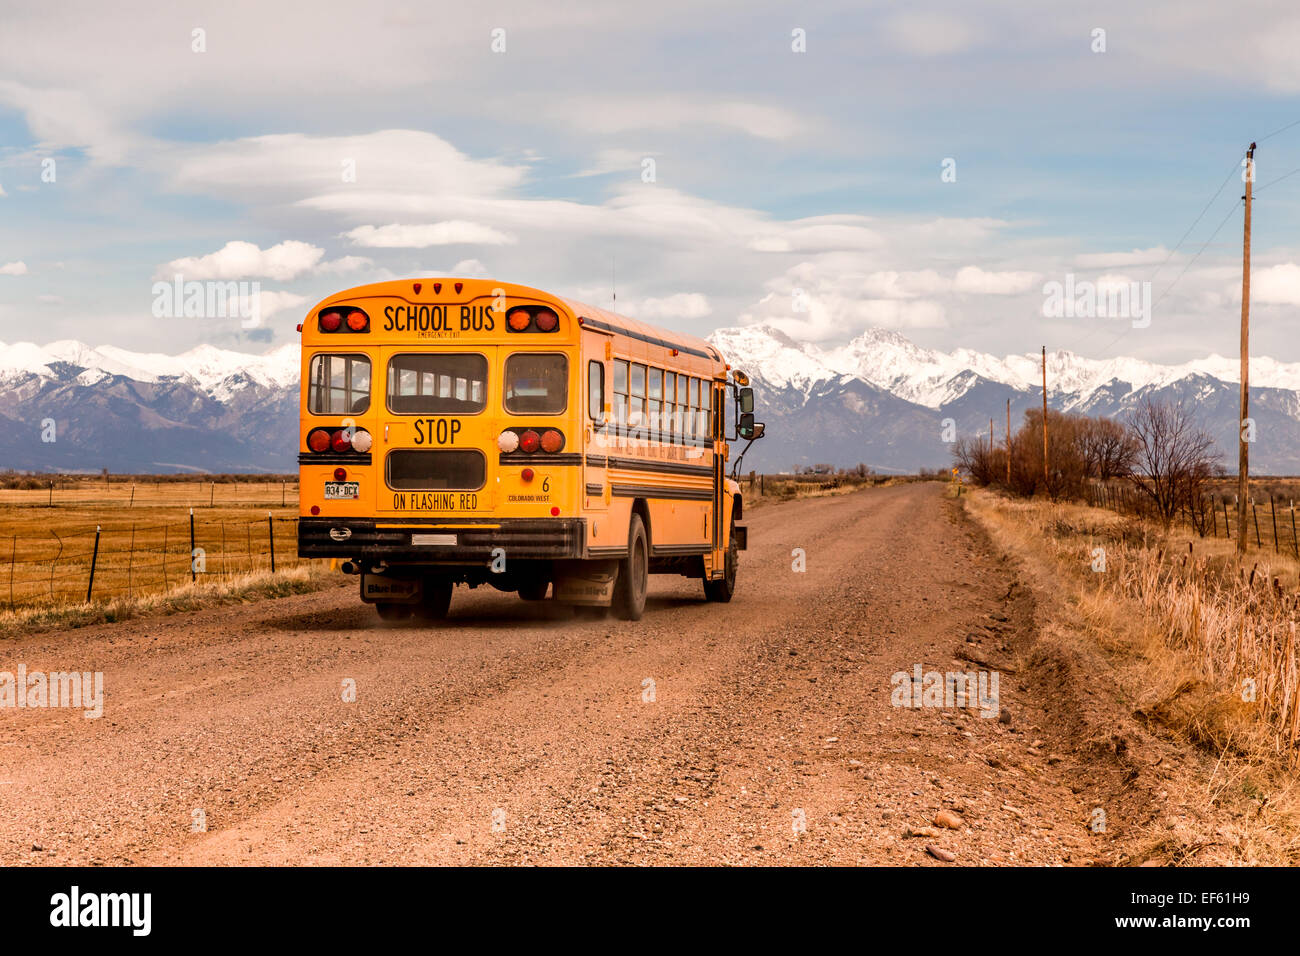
[2,0,1300,364]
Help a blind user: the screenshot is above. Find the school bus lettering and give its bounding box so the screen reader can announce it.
[391,492,479,511]
[297,277,765,622]
[383,304,455,332]
[412,418,462,445]
[459,305,495,331]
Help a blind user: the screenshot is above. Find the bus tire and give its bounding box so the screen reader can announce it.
[704,519,738,603]
[519,580,550,601]
[414,577,453,621]
[375,602,413,622]
[612,514,648,621]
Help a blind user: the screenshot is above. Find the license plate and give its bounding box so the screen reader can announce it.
[324,481,360,499]
[411,533,457,546]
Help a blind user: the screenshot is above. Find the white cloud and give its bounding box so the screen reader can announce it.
[1248,262,1300,305]
[37,294,62,304]
[0,261,28,276]
[885,13,983,56]
[861,270,950,299]
[157,241,324,281]
[450,259,491,277]
[541,95,813,141]
[1075,246,1172,268]
[252,291,308,322]
[344,222,516,248]
[953,265,1040,295]
[314,255,373,274]
[0,183,7,197]
[627,293,712,320]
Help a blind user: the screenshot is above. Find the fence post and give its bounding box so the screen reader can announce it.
[1292,500,1299,561]
[1224,498,1231,539]
[268,512,276,573]
[189,508,197,582]
[127,523,135,597]
[162,525,169,588]
[86,525,101,603]
[8,534,15,612]
[1253,499,1262,549]
[1271,494,1280,554]
[282,480,286,507]
[129,483,135,508]
[1210,496,1218,537]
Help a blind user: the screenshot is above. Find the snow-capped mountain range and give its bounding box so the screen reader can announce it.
[2,326,1298,474]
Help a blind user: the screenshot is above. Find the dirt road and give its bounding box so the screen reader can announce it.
[1,483,1124,865]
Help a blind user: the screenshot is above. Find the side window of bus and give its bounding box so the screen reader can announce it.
[504,352,568,414]
[664,372,677,442]
[684,377,696,441]
[699,379,711,441]
[629,363,646,436]
[309,353,371,415]
[588,360,605,423]
[613,359,628,430]
[647,368,663,442]
[387,353,487,415]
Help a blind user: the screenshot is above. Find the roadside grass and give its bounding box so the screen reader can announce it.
[966,488,1300,864]
[0,564,343,636]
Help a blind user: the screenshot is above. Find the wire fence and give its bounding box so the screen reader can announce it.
[0,479,299,509]
[3,513,312,610]
[1086,480,1300,558]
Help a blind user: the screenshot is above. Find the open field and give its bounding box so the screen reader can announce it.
[0,477,312,610]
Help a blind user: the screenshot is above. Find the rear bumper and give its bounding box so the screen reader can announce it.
[298,516,587,563]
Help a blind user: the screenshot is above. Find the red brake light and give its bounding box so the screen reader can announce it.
[534,309,558,332]
[307,428,332,453]
[507,308,531,332]
[519,429,540,453]
[550,506,560,517]
[455,282,463,294]
[334,467,347,481]
[319,310,342,332]
[540,428,564,453]
[330,430,352,453]
[346,310,368,331]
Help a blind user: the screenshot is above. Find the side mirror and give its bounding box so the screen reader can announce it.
[738,386,755,414]
[738,413,765,441]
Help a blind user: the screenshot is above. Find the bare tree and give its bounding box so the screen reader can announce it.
[1077,416,1138,480]
[1127,398,1220,524]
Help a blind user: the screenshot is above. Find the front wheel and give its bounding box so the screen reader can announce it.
[612,514,648,621]
[704,519,738,603]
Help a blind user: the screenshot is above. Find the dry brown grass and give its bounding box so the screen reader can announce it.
[968,488,1300,863]
[0,564,341,636]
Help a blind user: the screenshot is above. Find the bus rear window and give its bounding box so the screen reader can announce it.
[387,353,487,415]
[386,450,485,491]
[504,353,568,414]
[309,353,370,415]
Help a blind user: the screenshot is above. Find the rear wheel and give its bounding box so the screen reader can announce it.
[414,577,453,621]
[612,514,648,621]
[704,518,738,603]
[519,580,550,601]
[375,602,413,622]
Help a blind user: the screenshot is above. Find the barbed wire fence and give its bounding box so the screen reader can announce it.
[4,513,314,612]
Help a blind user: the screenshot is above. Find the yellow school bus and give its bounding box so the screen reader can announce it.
[296,278,766,622]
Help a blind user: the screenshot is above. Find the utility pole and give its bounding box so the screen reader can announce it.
[990,417,994,455]
[1006,398,1012,485]
[1041,346,1049,491]
[1238,143,1256,556]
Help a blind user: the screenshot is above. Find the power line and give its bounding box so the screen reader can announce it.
[1090,199,1241,358]
[1254,164,1300,193]
[1258,117,1300,142]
